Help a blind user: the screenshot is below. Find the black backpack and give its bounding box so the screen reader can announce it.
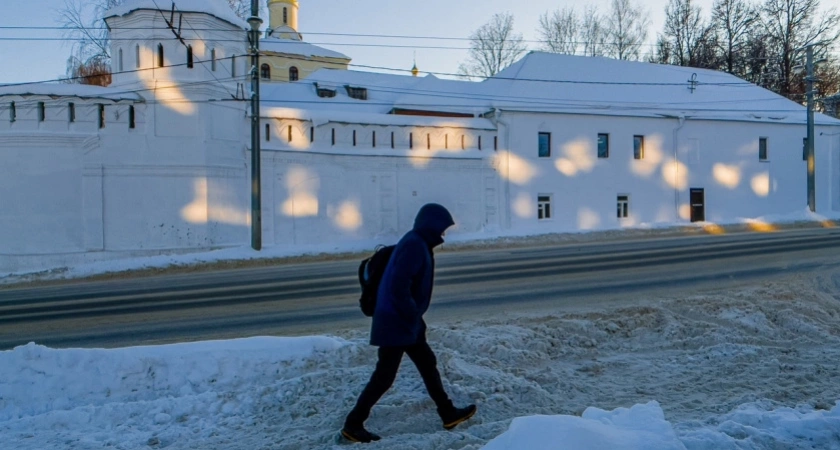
[357,244,396,316]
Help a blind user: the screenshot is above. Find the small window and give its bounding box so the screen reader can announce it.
[9,102,15,123]
[266,124,270,142]
[289,66,299,82]
[391,131,395,149]
[538,195,552,220]
[288,125,293,142]
[261,64,271,80]
[283,6,288,24]
[494,136,498,151]
[210,48,216,71]
[598,133,609,158]
[37,102,45,122]
[68,102,75,123]
[331,128,336,145]
[478,135,482,150]
[310,126,314,143]
[372,130,376,148]
[135,44,141,68]
[118,48,124,72]
[445,134,449,149]
[316,87,336,98]
[157,44,164,68]
[538,132,551,157]
[759,137,768,161]
[427,133,431,150]
[633,135,645,160]
[129,105,135,129]
[409,133,414,149]
[231,55,236,77]
[617,195,629,218]
[353,130,357,146]
[98,104,105,129]
[345,86,367,100]
[187,45,194,69]
[461,135,465,150]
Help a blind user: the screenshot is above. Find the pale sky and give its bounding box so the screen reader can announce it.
[0,0,720,84]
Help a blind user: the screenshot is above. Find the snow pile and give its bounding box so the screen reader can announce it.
[482,402,686,450]
[3,271,840,448]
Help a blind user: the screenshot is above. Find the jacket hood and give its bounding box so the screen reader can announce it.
[413,203,454,248]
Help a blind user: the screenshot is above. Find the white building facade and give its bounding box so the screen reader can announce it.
[1,0,839,273]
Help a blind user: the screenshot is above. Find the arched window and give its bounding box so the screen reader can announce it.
[283,7,288,24]
[187,45,194,68]
[210,48,216,71]
[157,43,164,68]
[118,48,124,72]
[135,44,141,68]
[289,66,299,81]
[260,63,271,80]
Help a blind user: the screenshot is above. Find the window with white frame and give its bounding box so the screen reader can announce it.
[617,194,629,219]
[538,195,552,220]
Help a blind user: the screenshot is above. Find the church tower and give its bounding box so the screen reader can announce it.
[268,0,300,39]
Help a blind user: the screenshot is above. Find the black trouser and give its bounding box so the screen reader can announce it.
[345,341,453,427]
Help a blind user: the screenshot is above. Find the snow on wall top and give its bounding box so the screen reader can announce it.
[260,53,840,126]
[0,83,144,101]
[261,38,350,60]
[104,0,247,28]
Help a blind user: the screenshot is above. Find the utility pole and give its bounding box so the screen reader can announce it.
[248,0,263,250]
[806,45,816,213]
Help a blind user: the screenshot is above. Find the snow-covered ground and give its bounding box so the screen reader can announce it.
[2,268,840,449]
[3,207,839,286]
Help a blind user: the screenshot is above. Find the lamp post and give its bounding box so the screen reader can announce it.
[248,1,263,250]
[806,45,815,213]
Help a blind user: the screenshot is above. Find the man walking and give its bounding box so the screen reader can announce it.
[341,203,477,443]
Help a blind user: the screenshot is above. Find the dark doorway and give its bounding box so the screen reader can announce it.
[690,188,705,222]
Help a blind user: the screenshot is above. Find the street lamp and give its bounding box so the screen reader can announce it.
[794,45,828,213]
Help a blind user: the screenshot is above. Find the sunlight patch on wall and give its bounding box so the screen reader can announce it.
[630,135,664,178]
[512,192,533,218]
[679,204,691,221]
[181,179,249,225]
[662,159,688,190]
[713,163,741,189]
[577,207,600,230]
[743,219,777,232]
[329,200,363,231]
[142,77,196,115]
[750,172,770,197]
[555,139,594,177]
[281,166,320,217]
[497,151,537,185]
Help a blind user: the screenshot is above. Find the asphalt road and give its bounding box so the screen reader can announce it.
[2,228,840,350]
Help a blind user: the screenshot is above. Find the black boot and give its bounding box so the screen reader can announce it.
[341,425,382,443]
[438,404,477,430]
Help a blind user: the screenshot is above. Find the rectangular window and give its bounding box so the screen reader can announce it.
[68,102,75,123]
[128,105,135,129]
[266,123,270,142]
[427,133,431,150]
[391,131,395,149]
[98,104,105,129]
[231,55,236,77]
[372,130,376,148]
[445,134,448,149]
[37,102,45,122]
[409,133,413,149]
[759,137,768,161]
[461,135,465,150]
[538,195,552,220]
[633,135,645,160]
[538,132,551,157]
[494,136,498,151]
[617,195,629,219]
[331,128,336,146]
[353,130,357,146]
[310,126,314,143]
[9,102,15,122]
[136,45,141,69]
[478,135,482,151]
[210,49,216,71]
[288,125,293,142]
[598,133,609,158]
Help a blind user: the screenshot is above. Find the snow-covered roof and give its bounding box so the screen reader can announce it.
[104,0,247,29]
[261,38,350,61]
[258,53,840,127]
[0,83,144,101]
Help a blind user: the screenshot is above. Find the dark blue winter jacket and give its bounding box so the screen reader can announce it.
[370,203,455,347]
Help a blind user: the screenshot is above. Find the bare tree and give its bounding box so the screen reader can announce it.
[539,8,579,54]
[663,0,718,67]
[57,0,254,82]
[761,0,840,97]
[580,6,607,56]
[711,0,760,74]
[603,0,650,60]
[458,13,528,79]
